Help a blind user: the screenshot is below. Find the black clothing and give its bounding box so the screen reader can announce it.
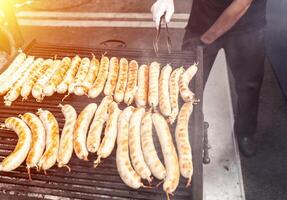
[187,0,267,35]
[182,27,266,138]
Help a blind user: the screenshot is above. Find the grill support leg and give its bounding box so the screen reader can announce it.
[203,121,211,164]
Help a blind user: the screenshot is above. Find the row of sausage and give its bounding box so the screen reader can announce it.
[0,96,194,198]
[0,52,198,116]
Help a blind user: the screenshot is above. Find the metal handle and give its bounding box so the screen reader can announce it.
[203,121,211,164]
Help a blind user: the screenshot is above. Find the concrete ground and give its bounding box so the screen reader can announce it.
[2,0,287,199]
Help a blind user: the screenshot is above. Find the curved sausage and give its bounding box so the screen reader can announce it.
[175,102,194,187]
[82,55,100,93]
[87,95,113,153]
[179,64,198,102]
[37,109,60,172]
[74,103,98,160]
[168,67,185,124]
[129,108,152,182]
[20,113,46,179]
[94,102,121,167]
[152,113,180,196]
[72,57,90,96]
[57,104,77,171]
[117,106,143,189]
[141,111,166,180]
[0,117,32,171]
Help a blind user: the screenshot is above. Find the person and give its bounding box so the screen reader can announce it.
[151,0,267,157]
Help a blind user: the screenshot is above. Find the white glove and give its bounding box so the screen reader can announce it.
[151,0,174,29]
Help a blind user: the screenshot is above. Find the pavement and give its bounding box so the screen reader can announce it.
[2,0,287,199]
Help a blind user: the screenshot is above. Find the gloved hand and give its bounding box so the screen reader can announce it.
[151,0,174,29]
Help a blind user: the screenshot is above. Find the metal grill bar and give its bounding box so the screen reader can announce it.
[0,41,203,200]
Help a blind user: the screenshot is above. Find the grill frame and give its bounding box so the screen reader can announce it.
[0,41,204,200]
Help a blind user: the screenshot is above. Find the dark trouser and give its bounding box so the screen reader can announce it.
[182,28,266,138]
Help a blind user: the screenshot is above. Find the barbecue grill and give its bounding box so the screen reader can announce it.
[0,41,204,200]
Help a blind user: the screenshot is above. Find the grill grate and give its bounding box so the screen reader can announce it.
[0,41,204,200]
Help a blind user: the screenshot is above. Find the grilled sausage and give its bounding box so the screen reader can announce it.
[88,56,109,98]
[152,113,180,196]
[87,95,113,153]
[74,103,98,160]
[71,57,90,96]
[116,106,143,189]
[21,59,50,100]
[124,60,138,105]
[20,113,46,180]
[114,58,129,103]
[82,55,100,93]
[57,104,77,171]
[0,52,26,85]
[135,64,149,107]
[175,102,194,187]
[57,55,81,94]
[37,109,59,172]
[4,58,42,106]
[43,57,71,97]
[159,64,172,117]
[32,59,61,101]
[104,57,120,96]
[148,62,160,110]
[168,67,185,124]
[0,117,32,171]
[141,111,166,180]
[129,108,152,182]
[179,64,198,102]
[0,56,34,96]
[94,102,121,167]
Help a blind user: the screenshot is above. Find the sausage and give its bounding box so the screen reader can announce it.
[94,102,121,167]
[152,113,180,196]
[114,58,129,103]
[104,57,120,96]
[0,52,26,85]
[148,62,160,110]
[141,111,166,180]
[168,67,185,124]
[37,109,59,172]
[4,58,42,106]
[43,57,71,97]
[0,117,32,171]
[21,59,51,100]
[57,55,81,94]
[135,64,149,107]
[82,55,100,93]
[57,104,77,171]
[179,64,198,102]
[129,108,152,182]
[87,95,113,153]
[116,106,143,189]
[124,60,138,105]
[71,57,90,96]
[20,113,46,180]
[159,64,172,117]
[0,56,34,96]
[32,59,61,101]
[88,56,109,98]
[175,102,194,187]
[74,103,98,160]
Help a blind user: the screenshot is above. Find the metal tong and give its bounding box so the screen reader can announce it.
[153,13,172,56]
